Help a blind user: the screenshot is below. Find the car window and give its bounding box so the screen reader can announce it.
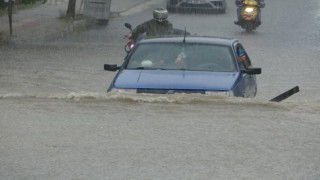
[126,43,236,72]
[126,43,178,69]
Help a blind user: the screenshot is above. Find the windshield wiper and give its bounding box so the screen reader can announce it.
[128,67,188,70]
[126,67,148,69]
[135,67,145,69]
[177,68,191,71]
[130,67,170,70]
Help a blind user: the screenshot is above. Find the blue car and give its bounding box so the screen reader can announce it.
[104,36,261,98]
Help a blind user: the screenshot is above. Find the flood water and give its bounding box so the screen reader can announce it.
[1,0,320,179]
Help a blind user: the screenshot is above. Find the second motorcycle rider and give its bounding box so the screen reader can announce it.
[234,0,265,26]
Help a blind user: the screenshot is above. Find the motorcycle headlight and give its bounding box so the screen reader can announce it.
[205,90,234,97]
[245,7,254,13]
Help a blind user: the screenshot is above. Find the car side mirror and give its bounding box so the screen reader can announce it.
[104,64,120,71]
[241,68,261,75]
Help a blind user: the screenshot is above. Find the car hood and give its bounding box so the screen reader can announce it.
[113,70,239,91]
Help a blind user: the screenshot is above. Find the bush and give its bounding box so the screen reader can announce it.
[0,0,7,10]
[0,0,38,8]
[20,0,37,5]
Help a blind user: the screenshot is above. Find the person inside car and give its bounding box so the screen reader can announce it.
[131,8,174,41]
[175,48,187,69]
[238,48,246,62]
[237,47,248,69]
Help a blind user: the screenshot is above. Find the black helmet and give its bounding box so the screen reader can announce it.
[153,8,168,22]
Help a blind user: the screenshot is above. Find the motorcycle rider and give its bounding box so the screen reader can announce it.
[130,8,174,41]
[234,0,265,26]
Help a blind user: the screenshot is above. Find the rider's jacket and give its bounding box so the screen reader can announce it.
[132,19,173,41]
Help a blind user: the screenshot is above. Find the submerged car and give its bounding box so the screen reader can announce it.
[166,0,227,13]
[104,36,261,98]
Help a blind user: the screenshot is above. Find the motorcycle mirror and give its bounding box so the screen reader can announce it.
[125,23,132,31]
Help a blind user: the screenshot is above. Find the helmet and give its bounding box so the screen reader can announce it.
[153,8,168,22]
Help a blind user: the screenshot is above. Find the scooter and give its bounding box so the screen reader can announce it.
[235,0,263,32]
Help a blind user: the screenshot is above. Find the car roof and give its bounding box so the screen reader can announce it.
[139,36,239,47]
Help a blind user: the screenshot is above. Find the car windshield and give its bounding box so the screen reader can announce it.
[126,43,236,72]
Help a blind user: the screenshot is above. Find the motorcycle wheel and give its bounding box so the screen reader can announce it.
[245,26,253,32]
[243,22,254,32]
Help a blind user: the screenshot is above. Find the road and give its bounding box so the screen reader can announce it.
[1,0,320,179]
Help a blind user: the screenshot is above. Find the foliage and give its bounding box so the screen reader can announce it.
[20,0,37,5]
[1,0,40,10]
[0,0,7,10]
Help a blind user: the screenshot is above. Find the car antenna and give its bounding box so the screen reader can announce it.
[182,27,187,44]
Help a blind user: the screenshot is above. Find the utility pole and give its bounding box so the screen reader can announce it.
[5,0,14,36]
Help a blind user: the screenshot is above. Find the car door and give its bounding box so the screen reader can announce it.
[234,43,257,97]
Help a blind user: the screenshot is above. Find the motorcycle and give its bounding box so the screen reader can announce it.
[123,23,138,53]
[235,0,264,32]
